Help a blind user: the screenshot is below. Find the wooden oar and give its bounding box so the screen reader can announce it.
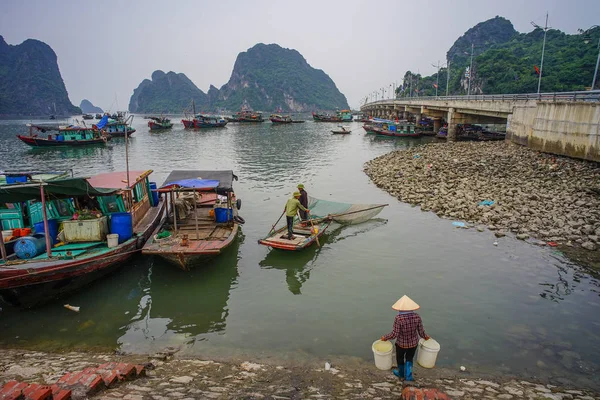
[269,210,286,235]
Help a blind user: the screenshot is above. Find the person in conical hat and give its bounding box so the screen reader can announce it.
[381,295,430,382]
[297,184,308,220]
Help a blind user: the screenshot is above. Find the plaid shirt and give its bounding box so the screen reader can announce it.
[382,311,427,348]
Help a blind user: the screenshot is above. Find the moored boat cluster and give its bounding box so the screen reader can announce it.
[364,141,600,251]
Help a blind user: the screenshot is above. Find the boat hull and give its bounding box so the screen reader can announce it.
[0,201,165,308]
[148,122,173,130]
[109,128,136,137]
[373,128,420,138]
[17,135,110,147]
[182,119,227,128]
[144,223,239,271]
[258,219,331,251]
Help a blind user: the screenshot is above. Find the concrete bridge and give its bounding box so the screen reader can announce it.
[360,91,600,162]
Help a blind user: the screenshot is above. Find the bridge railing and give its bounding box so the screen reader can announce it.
[362,90,600,107]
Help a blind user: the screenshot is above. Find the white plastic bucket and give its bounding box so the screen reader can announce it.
[107,233,119,248]
[372,340,393,370]
[2,230,13,242]
[417,338,441,368]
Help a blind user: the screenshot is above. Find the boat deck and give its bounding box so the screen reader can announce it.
[143,202,237,255]
[258,219,330,250]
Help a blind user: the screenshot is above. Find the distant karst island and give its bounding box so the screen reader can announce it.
[0,35,80,116]
[79,99,103,114]
[128,43,350,113]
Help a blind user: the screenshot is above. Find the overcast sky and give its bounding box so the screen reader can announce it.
[2,0,599,110]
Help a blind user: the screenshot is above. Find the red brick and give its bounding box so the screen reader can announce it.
[21,383,52,400]
[0,380,25,400]
[50,386,71,400]
[134,365,146,377]
[402,387,450,400]
[114,363,136,380]
[99,371,119,387]
[0,381,27,400]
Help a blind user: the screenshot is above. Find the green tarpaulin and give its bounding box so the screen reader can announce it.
[0,178,118,203]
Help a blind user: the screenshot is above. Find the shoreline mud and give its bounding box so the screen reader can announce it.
[0,348,599,399]
[364,141,600,270]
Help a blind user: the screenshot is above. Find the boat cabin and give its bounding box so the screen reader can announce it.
[0,170,158,263]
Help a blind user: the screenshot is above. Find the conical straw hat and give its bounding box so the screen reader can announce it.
[392,295,420,311]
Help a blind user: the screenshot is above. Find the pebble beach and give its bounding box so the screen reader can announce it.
[1,349,599,399]
[364,141,600,263]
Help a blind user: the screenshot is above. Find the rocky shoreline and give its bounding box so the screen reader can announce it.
[364,141,600,264]
[0,349,599,399]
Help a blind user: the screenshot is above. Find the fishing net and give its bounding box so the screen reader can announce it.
[307,197,386,225]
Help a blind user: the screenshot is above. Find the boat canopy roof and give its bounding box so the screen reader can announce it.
[27,124,90,132]
[160,170,238,194]
[0,178,117,203]
[87,170,152,190]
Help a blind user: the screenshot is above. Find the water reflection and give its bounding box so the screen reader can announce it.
[117,234,242,352]
[260,246,321,295]
[259,220,387,295]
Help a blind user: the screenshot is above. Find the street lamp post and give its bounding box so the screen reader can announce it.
[579,26,600,90]
[467,43,474,96]
[432,61,440,97]
[531,13,549,94]
[446,60,451,97]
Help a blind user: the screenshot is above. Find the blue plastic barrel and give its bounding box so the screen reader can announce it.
[214,207,233,223]
[14,235,47,259]
[57,134,65,141]
[33,219,59,246]
[6,175,27,184]
[149,182,159,207]
[110,212,133,243]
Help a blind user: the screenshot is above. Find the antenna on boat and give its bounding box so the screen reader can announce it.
[192,99,196,115]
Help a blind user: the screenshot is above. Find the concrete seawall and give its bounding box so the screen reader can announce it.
[498,101,599,162]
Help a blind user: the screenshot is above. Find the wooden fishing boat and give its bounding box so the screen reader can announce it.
[258,218,331,251]
[17,124,111,147]
[148,117,173,131]
[312,112,341,122]
[312,110,353,122]
[228,110,264,123]
[372,121,419,138]
[182,114,227,128]
[258,197,388,251]
[331,125,351,134]
[291,120,305,123]
[142,170,242,270]
[105,115,136,137]
[0,170,166,307]
[270,114,293,124]
[82,113,94,120]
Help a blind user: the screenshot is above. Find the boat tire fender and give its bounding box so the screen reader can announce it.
[234,215,245,225]
[236,198,242,211]
[136,235,145,249]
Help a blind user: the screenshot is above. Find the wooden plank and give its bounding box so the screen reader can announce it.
[52,242,104,250]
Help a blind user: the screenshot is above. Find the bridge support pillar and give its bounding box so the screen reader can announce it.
[415,113,422,126]
[403,111,409,120]
[433,118,442,134]
[447,108,468,142]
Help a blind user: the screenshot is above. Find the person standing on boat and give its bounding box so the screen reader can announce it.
[297,184,308,220]
[284,192,309,240]
[380,295,430,382]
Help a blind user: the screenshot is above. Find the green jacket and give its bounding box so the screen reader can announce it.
[285,198,307,217]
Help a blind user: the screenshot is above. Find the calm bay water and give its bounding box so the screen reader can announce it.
[0,116,599,388]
